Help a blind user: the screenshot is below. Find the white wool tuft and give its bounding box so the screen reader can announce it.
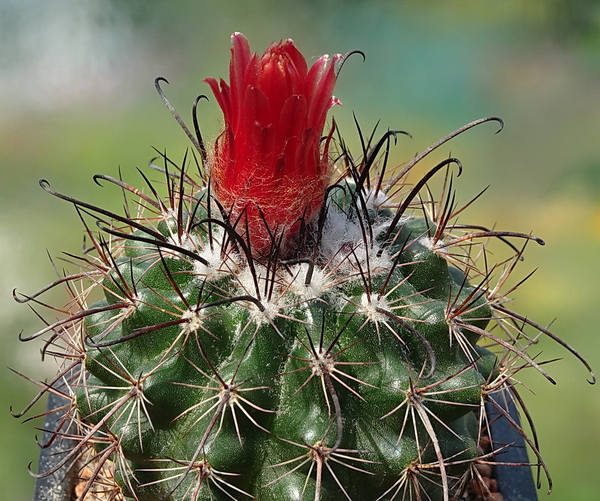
[318,201,393,278]
[250,299,279,325]
[419,236,435,250]
[364,188,389,212]
[360,292,389,324]
[194,232,239,280]
[181,308,203,333]
[287,263,327,300]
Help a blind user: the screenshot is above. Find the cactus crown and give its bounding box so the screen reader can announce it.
[14,34,594,501]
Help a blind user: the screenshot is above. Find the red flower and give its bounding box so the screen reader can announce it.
[205,33,342,255]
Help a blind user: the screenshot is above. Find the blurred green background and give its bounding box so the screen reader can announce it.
[1,1,599,500]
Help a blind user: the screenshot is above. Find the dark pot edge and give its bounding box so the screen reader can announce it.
[485,390,540,501]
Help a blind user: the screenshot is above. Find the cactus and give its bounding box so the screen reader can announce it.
[14,33,594,501]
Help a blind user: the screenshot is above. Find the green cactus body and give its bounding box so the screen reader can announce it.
[15,33,594,501]
[70,179,497,501]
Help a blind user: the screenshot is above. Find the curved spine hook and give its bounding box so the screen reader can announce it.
[335,49,366,78]
[384,116,503,194]
[39,179,167,243]
[155,77,206,161]
[192,95,209,165]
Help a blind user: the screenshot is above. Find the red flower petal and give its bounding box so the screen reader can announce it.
[207,34,342,255]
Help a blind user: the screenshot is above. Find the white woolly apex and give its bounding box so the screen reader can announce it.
[318,203,393,278]
[360,292,389,324]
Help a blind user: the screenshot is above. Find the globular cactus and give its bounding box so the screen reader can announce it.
[15,33,594,501]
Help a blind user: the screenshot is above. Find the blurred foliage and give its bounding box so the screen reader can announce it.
[1,1,599,500]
